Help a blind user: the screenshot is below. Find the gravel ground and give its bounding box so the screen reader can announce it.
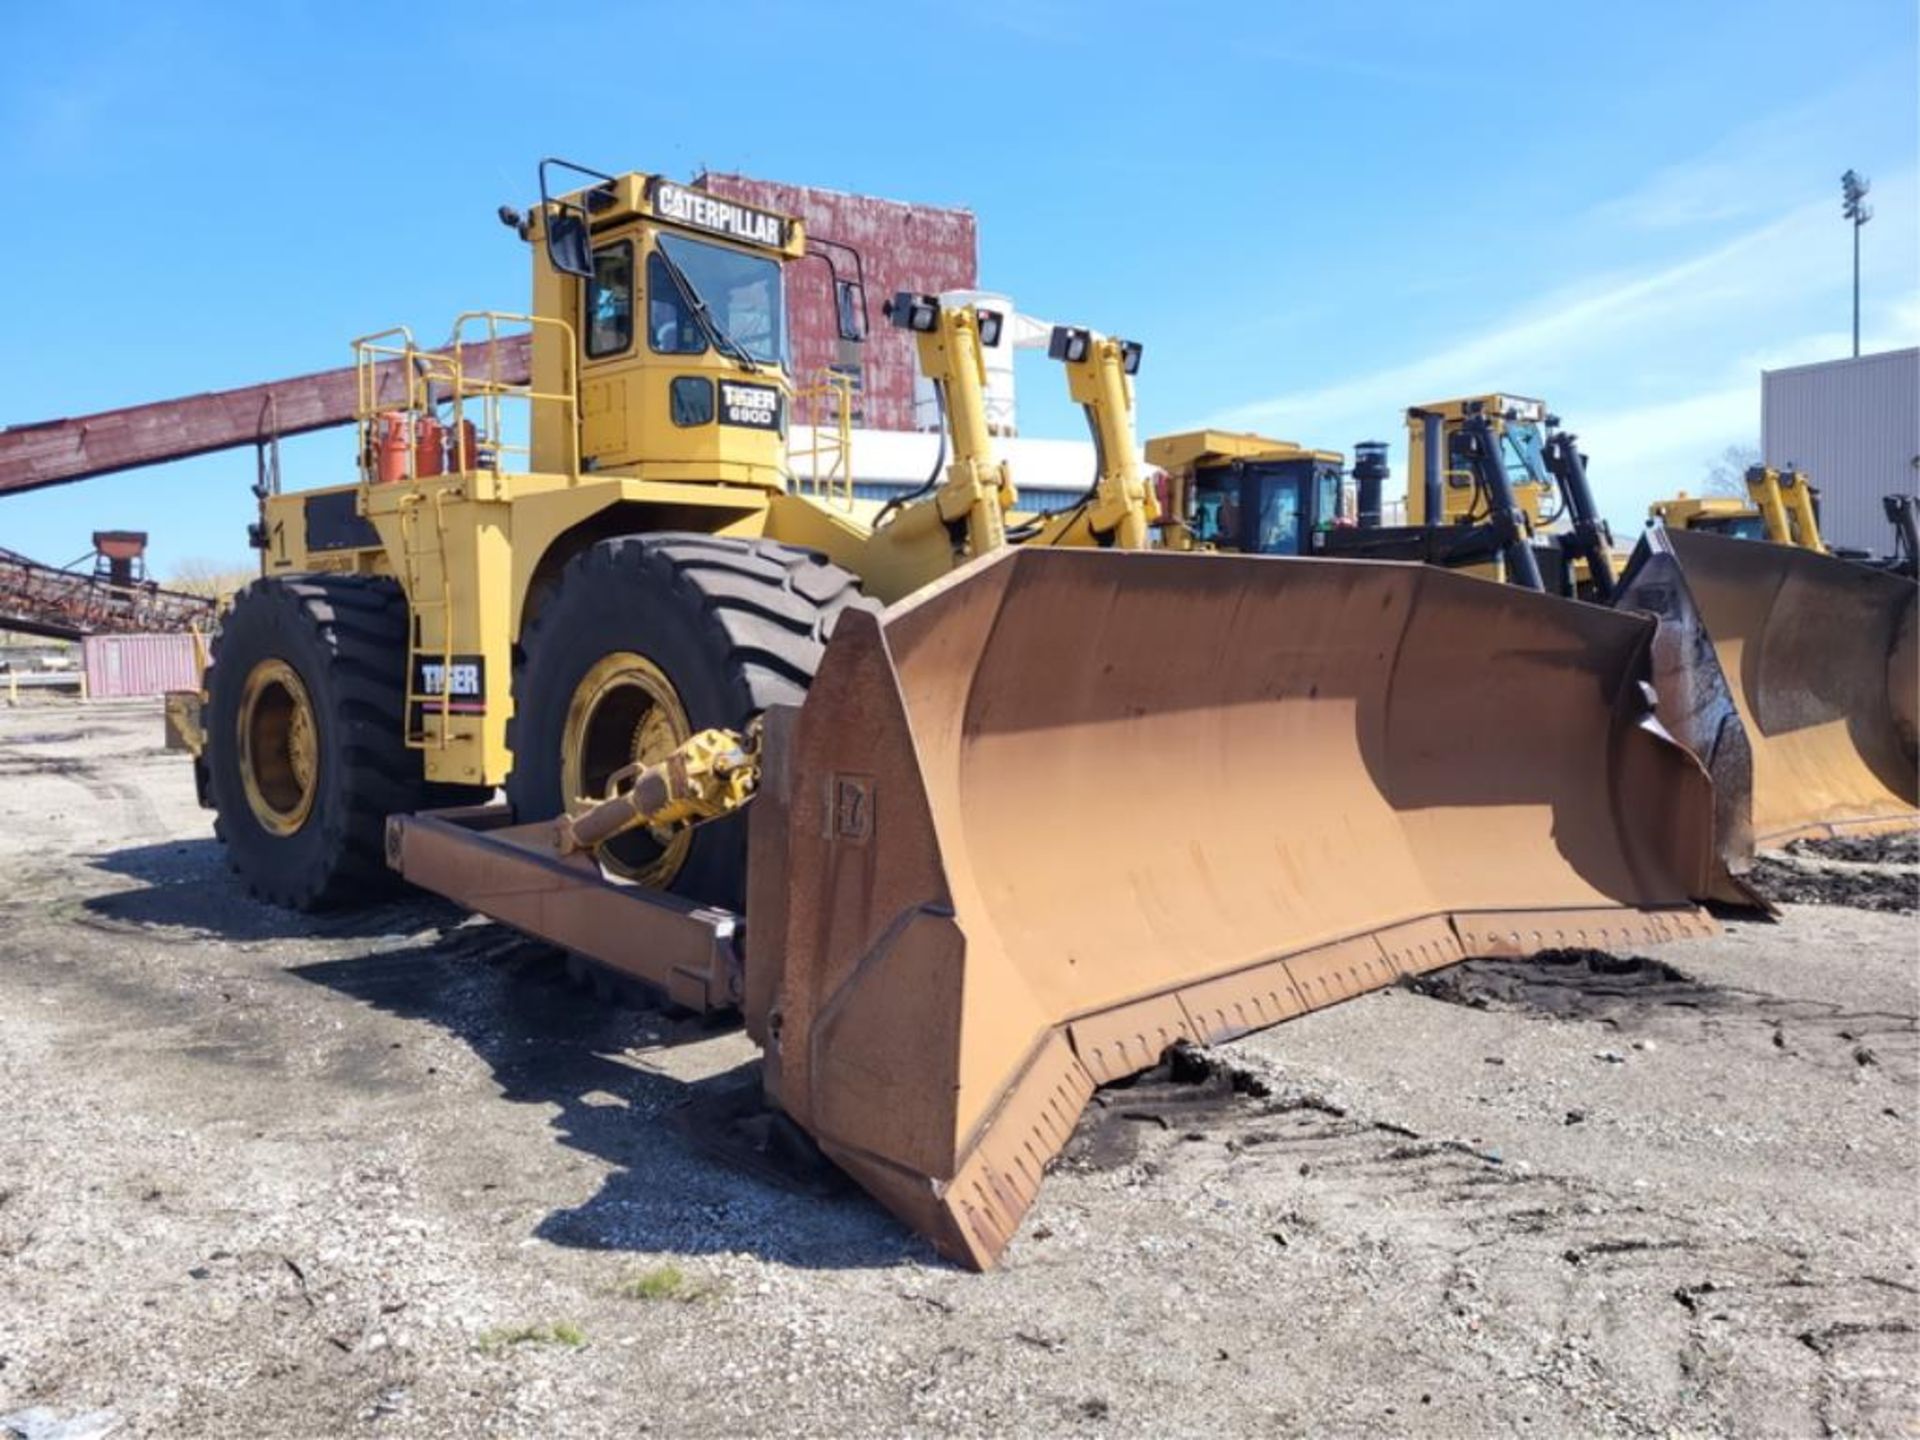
[1,698,1916,1438]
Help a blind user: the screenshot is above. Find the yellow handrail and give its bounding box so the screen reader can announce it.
[449,311,581,481]
[791,370,855,508]
[351,312,581,485]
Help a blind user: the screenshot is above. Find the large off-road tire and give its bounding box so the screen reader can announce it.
[505,534,870,912]
[207,574,428,910]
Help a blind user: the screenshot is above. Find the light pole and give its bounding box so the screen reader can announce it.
[1841,170,1872,358]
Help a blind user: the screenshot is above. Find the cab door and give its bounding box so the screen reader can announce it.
[578,232,638,462]
[1244,464,1311,555]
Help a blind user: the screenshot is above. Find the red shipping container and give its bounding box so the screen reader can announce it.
[82,632,201,699]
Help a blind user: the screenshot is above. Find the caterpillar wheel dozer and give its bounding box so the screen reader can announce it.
[170,162,1723,1268]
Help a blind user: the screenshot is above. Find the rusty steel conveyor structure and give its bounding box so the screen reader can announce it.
[0,336,531,497]
[0,541,214,642]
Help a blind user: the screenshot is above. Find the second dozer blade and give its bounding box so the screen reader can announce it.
[1615,527,1919,855]
[745,548,1719,1268]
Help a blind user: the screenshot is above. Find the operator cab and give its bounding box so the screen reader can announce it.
[1406,394,1555,529]
[1144,430,1350,556]
[520,160,865,487]
[1448,410,1552,502]
[1189,456,1346,556]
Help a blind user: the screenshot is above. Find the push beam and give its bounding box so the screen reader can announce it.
[384,805,743,1014]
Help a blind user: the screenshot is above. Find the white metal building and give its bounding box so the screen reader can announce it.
[1761,347,1920,554]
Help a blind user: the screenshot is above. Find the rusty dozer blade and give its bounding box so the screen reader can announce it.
[744,548,1718,1269]
[1614,527,1919,859]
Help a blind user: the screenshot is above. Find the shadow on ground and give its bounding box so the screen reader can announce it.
[77,836,925,1267]
[82,838,459,943]
[289,926,923,1272]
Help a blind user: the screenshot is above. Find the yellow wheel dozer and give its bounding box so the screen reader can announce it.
[395,546,1723,1269]
[1615,527,1919,865]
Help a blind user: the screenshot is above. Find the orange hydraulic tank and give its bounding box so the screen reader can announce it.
[374,413,410,484]
[414,415,446,478]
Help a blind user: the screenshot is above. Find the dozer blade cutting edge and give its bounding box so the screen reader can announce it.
[1614,526,1919,865]
[742,547,1719,1269]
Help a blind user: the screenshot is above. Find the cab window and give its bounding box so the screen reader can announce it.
[648,252,706,355]
[1315,464,1342,530]
[648,235,786,364]
[1501,422,1550,489]
[1191,479,1241,549]
[1700,515,1769,542]
[1253,475,1303,555]
[585,242,633,358]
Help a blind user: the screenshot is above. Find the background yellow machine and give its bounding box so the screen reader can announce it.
[1143,430,1355,554]
[1151,396,1618,599]
[1650,465,1828,550]
[180,160,1727,1269]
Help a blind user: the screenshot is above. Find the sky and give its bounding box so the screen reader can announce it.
[1,0,1915,575]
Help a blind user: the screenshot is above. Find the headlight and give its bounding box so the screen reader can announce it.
[885,291,941,334]
[1047,325,1091,364]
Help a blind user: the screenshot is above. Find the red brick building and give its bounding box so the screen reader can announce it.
[697,174,977,431]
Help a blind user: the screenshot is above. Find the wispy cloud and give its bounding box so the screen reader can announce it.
[1201,141,1917,529]
[1590,98,1831,232]
[1207,197,1834,434]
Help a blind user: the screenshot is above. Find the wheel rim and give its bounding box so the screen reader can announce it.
[561,652,693,887]
[237,658,319,837]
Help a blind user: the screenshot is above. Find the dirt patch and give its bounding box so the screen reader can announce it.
[1059,1043,1271,1172]
[1746,855,1918,913]
[1404,948,1917,1085]
[4,699,1918,1437]
[1403,948,1722,1020]
[1787,831,1920,867]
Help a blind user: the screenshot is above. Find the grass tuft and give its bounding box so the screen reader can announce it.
[619,1263,710,1303]
[476,1320,587,1353]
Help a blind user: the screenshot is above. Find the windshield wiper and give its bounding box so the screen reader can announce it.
[655,237,762,374]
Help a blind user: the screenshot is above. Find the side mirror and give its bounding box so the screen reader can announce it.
[547,210,592,280]
[807,236,871,344]
[536,157,616,281]
[834,279,866,343]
